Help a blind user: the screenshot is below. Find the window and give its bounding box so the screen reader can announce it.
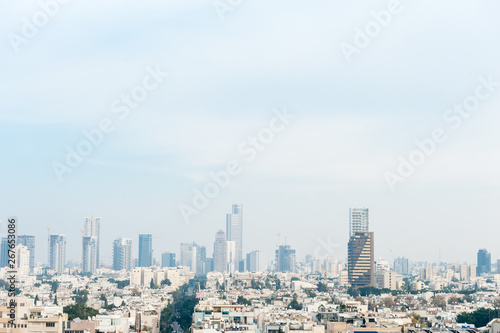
[46,322,56,327]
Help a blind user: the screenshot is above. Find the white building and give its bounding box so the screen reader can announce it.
[349,207,369,238]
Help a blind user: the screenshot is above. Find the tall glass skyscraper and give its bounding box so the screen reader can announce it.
[83,216,101,268]
[0,237,8,267]
[349,207,369,239]
[113,238,132,271]
[138,234,153,267]
[82,236,97,274]
[49,234,66,274]
[226,204,243,267]
[275,245,296,272]
[477,249,491,275]
[18,235,35,272]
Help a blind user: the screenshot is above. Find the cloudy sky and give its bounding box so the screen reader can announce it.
[1,0,499,267]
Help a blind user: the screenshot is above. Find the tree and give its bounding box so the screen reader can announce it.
[100,294,108,307]
[457,308,500,328]
[288,294,303,310]
[382,297,395,309]
[431,295,446,310]
[161,278,172,286]
[54,295,58,305]
[237,296,251,306]
[317,282,328,293]
[448,296,459,305]
[150,278,157,289]
[63,304,98,321]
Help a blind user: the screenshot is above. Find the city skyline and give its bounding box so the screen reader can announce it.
[0,205,497,269]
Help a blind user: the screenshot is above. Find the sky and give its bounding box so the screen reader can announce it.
[1,0,499,267]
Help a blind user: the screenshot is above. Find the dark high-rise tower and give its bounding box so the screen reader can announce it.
[477,249,491,275]
[348,232,374,288]
[138,234,153,267]
[275,245,296,272]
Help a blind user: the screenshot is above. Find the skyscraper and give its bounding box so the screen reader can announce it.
[275,245,296,272]
[83,216,101,268]
[246,250,266,272]
[226,204,243,268]
[138,234,153,267]
[348,231,374,288]
[0,237,8,267]
[49,234,66,274]
[349,208,369,238]
[82,236,97,274]
[477,249,491,275]
[16,245,30,276]
[161,252,176,268]
[213,230,227,272]
[393,257,409,276]
[113,238,132,271]
[18,235,35,272]
[180,242,197,272]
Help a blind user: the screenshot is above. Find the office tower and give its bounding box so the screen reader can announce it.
[161,252,176,268]
[180,242,197,272]
[226,240,236,273]
[138,234,153,267]
[82,236,97,274]
[348,232,374,288]
[477,249,491,275]
[204,258,214,272]
[113,238,132,271]
[83,216,101,268]
[275,245,296,272]
[226,204,243,268]
[394,257,409,276]
[213,230,227,272]
[16,245,30,276]
[49,234,66,274]
[196,246,206,275]
[497,260,500,273]
[0,237,8,267]
[246,250,266,272]
[349,207,369,238]
[18,235,35,272]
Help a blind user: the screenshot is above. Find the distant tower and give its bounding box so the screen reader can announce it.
[226,204,243,268]
[138,234,153,267]
[348,231,374,288]
[349,208,369,239]
[477,249,491,275]
[275,245,296,272]
[83,217,101,268]
[113,238,132,271]
[82,236,97,274]
[213,230,227,272]
[18,235,36,273]
[49,234,66,274]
